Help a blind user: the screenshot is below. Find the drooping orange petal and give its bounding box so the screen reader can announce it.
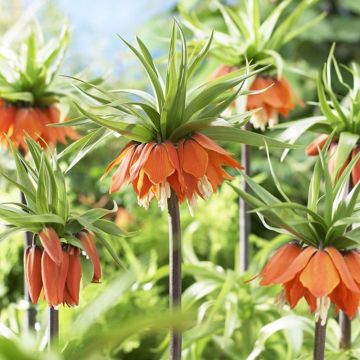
[180,139,208,178]
[299,250,340,297]
[326,247,359,293]
[306,135,329,156]
[41,251,61,306]
[344,250,360,283]
[164,141,184,185]
[303,290,317,312]
[192,133,231,156]
[104,142,137,177]
[24,246,43,304]
[39,228,63,266]
[129,142,156,179]
[273,246,317,284]
[57,249,69,304]
[329,281,360,319]
[66,246,82,306]
[283,274,307,309]
[247,77,274,109]
[78,231,101,282]
[110,144,137,193]
[260,243,303,285]
[143,143,175,184]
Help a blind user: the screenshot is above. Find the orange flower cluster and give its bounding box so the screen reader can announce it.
[247,76,295,131]
[257,243,360,324]
[105,133,241,211]
[24,228,101,307]
[306,134,360,185]
[0,101,78,151]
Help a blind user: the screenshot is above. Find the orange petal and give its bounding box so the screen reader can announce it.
[306,135,329,156]
[329,282,360,319]
[326,247,359,293]
[260,243,303,285]
[273,246,317,284]
[41,251,61,306]
[299,250,340,297]
[164,141,184,184]
[344,251,360,283]
[104,142,137,177]
[143,143,175,184]
[57,249,69,304]
[247,77,273,110]
[192,133,231,156]
[110,144,137,193]
[66,246,82,305]
[284,274,306,308]
[129,142,156,179]
[24,246,43,304]
[78,231,101,282]
[180,139,208,178]
[39,228,63,266]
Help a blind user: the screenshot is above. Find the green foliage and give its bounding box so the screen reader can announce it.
[230,141,360,250]
[0,25,69,106]
[70,22,297,151]
[0,137,126,266]
[180,0,324,74]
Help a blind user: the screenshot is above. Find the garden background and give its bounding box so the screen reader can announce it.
[1,0,360,359]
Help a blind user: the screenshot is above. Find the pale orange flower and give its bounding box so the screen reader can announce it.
[105,133,241,211]
[247,76,296,130]
[255,243,360,324]
[0,100,78,151]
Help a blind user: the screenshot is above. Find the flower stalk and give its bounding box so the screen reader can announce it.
[48,307,59,349]
[21,190,37,331]
[167,190,182,360]
[314,320,327,360]
[339,312,351,349]
[239,140,251,274]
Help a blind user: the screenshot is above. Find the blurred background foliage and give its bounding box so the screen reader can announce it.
[0,0,360,359]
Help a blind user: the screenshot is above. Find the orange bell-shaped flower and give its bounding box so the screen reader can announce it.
[247,76,296,131]
[106,133,241,211]
[253,243,360,324]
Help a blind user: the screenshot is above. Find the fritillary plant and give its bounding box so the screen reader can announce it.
[0,137,123,309]
[0,26,78,151]
[181,0,324,129]
[230,138,360,359]
[69,22,295,360]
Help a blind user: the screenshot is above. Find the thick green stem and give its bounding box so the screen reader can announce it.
[314,320,327,360]
[167,191,182,360]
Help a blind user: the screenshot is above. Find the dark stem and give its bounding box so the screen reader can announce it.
[20,191,37,331]
[339,312,351,349]
[48,307,59,350]
[314,320,327,360]
[239,139,251,274]
[167,190,182,360]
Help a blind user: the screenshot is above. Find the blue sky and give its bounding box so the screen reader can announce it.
[55,0,176,73]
